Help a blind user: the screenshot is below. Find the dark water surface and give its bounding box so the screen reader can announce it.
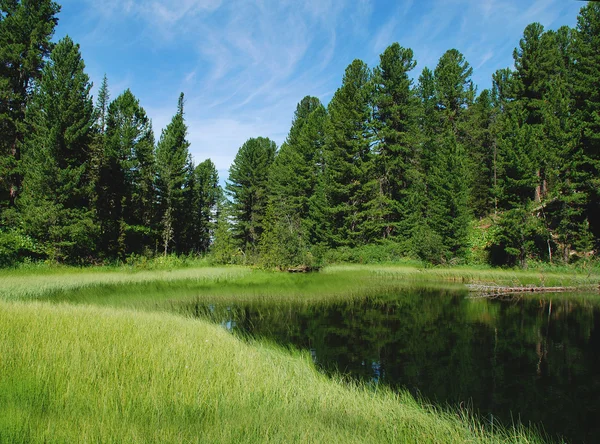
[173,289,600,443]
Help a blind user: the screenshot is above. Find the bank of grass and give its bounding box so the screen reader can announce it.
[0,301,540,443]
[1,263,598,306]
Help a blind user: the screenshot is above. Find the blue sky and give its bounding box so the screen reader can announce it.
[56,0,584,181]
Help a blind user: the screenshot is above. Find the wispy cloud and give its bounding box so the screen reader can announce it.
[60,0,583,173]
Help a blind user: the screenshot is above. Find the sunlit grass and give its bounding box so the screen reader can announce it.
[2,263,597,305]
[0,301,541,443]
[0,263,596,442]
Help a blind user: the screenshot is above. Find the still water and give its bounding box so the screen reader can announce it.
[173,288,600,443]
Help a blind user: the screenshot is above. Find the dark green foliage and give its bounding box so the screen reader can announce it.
[262,96,328,265]
[156,93,191,255]
[324,59,374,247]
[97,89,156,258]
[210,199,237,264]
[18,36,96,262]
[226,137,276,254]
[183,159,221,254]
[571,3,600,247]
[0,0,60,213]
[371,43,421,240]
[0,2,598,268]
[467,90,498,218]
[489,206,548,268]
[421,49,473,259]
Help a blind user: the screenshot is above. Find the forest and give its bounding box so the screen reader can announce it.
[1,1,599,269]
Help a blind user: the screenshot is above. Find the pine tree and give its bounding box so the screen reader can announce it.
[226,137,276,255]
[19,36,96,262]
[571,3,600,249]
[210,199,236,264]
[423,49,474,259]
[512,23,564,204]
[371,43,420,240]
[467,89,498,218]
[0,0,60,213]
[324,59,374,247]
[96,74,109,135]
[156,92,191,255]
[265,96,327,263]
[193,159,221,254]
[97,89,156,258]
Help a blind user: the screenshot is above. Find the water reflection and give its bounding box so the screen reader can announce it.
[170,289,600,443]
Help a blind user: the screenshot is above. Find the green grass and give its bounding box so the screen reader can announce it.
[0,263,596,442]
[0,301,540,443]
[2,263,598,304]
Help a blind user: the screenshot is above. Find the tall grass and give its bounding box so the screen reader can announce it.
[2,263,598,304]
[0,264,595,442]
[0,301,541,443]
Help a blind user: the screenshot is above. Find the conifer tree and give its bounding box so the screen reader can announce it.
[468,89,498,218]
[424,49,473,259]
[97,89,156,258]
[89,74,109,191]
[226,137,276,254]
[0,0,60,212]
[155,93,191,255]
[324,59,374,247]
[190,159,221,254]
[210,199,236,264]
[571,3,600,249]
[371,43,420,240]
[19,36,96,261]
[96,74,109,135]
[265,96,327,261]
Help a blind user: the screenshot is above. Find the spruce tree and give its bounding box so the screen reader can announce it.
[155,92,191,255]
[96,74,109,135]
[265,96,327,263]
[193,159,221,254]
[0,0,60,213]
[324,59,374,247]
[371,43,420,240]
[424,49,473,259]
[226,137,276,255]
[97,89,156,258]
[468,89,498,218]
[571,3,600,249]
[19,36,96,262]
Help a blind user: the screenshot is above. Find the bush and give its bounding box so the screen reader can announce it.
[0,230,39,267]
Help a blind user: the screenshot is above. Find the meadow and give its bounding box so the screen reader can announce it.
[1,263,598,443]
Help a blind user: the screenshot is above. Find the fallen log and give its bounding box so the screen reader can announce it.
[466,283,599,298]
[287,265,319,273]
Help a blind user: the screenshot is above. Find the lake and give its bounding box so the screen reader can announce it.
[23,268,599,444]
[170,287,600,443]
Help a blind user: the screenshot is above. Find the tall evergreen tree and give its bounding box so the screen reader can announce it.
[266,96,327,260]
[467,89,498,218]
[184,159,220,254]
[371,43,420,240]
[155,92,191,255]
[571,3,600,249]
[97,89,156,258]
[226,137,276,255]
[19,36,96,262]
[512,23,564,203]
[96,74,109,135]
[324,59,374,247]
[0,0,60,213]
[424,49,473,259]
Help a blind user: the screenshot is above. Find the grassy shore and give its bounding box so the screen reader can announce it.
[0,301,540,443]
[0,263,597,442]
[1,262,598,304]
